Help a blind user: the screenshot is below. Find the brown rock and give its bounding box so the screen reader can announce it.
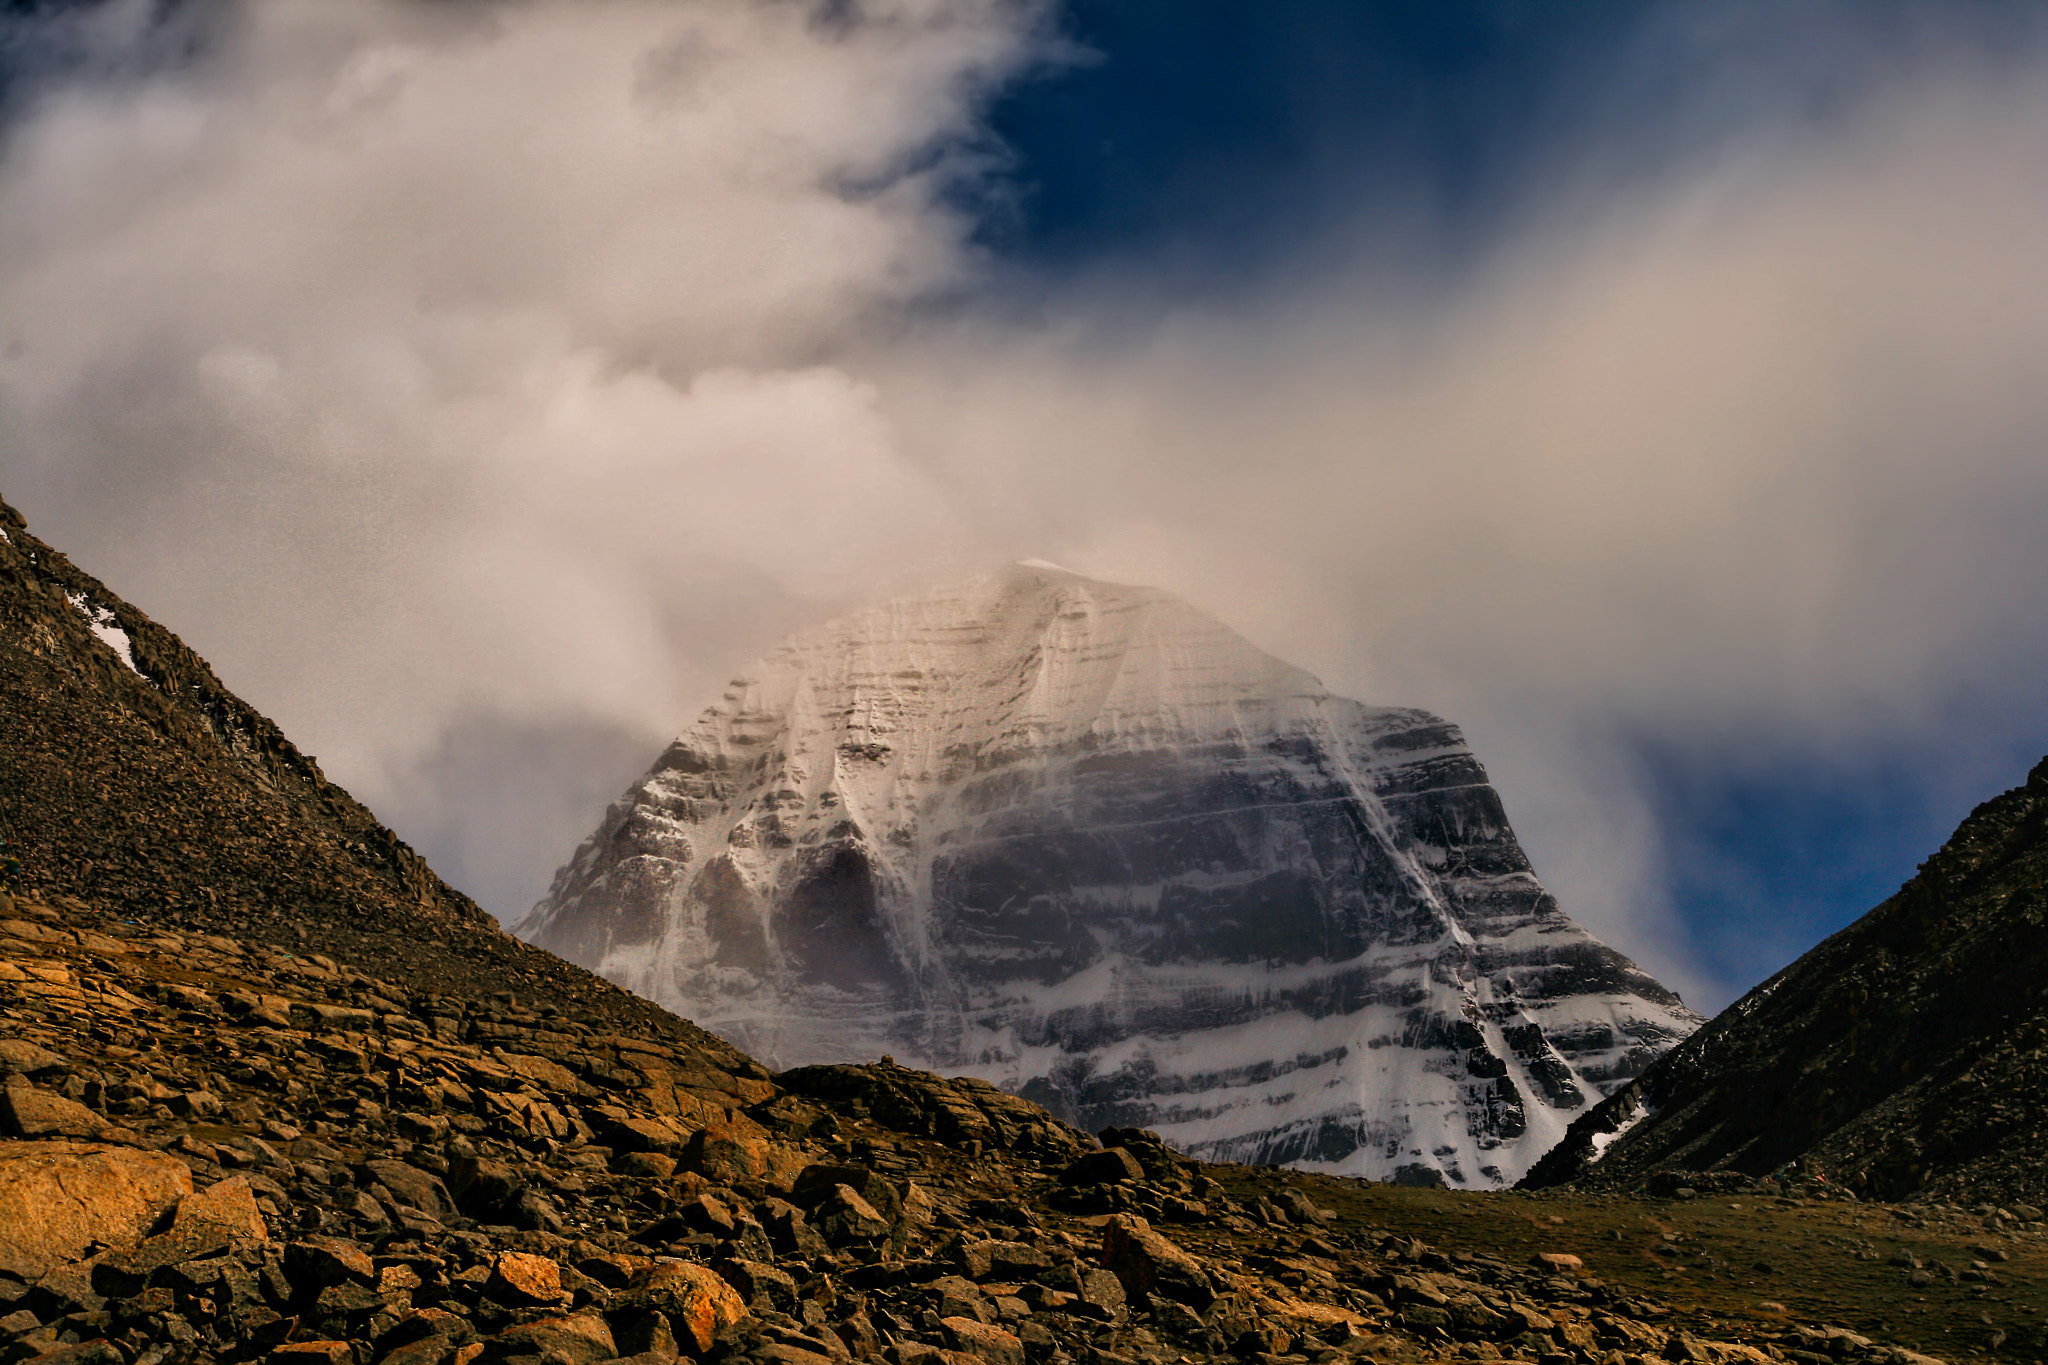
[485,1312,616,1365]
[614,1151,677,1181]
[92,1220,241,1298]
[361,1159,457,1222]
[622,1261,748,1355]
[23,1342,123,1365]
[0,1085,105,1139]
[790,1165,901,1222]
[810,1184,891,1245]
[1533,1252,1584,1272]
[598,1112,687,1155]
[1058,1147,1144,1187]
[676,1121,770,1186]
[610,1308,679,1362]
[1099,1214,1213,1308]
[0,1041,67,1078]
[285,1236,376,1287]
[957,1240,1051,1281]
[172,1173,270,1241]
[0,1140,191,1279]
[575,1253,648,1289]
[938,1316,1025,1365]
[749,1347,835,1365]
[484,1252,568,1308]
[715,1258,798,1313]
[270,1343,356,1365]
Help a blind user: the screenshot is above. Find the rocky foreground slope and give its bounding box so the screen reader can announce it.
[8,887,2044,1365]
[1523,757,2048,1208]
[523,563,1697,1186]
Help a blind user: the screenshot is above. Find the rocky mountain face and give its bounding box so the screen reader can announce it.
[1523,756,2048,1207]
[521,564,1698,1187]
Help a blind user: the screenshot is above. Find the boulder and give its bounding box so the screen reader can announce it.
[938,1316,1025,1365]
[172,1174,271,1242]
[0,1086,105,1139]
[483,1252,569,1309]
[1099,1214,1213,1309]
[0,1141,191,1279]
[483,1312,615,1365]
[1058,1148,1143,1187]
[358,1159,457,1222]
[0,1041,67,1079]
[618,1262,747,1355]
[809,1184,891,1246]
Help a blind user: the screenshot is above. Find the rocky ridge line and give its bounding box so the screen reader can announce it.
[1522,757,2048,1207]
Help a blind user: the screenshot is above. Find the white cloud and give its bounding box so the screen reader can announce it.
[6,2,2048,1008]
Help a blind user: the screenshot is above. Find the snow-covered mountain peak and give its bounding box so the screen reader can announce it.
[522,567,1698,1187]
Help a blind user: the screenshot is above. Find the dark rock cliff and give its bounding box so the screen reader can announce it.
[1523,756,2048,1206]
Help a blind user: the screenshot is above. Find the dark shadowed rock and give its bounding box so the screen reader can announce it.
[1526,755,2048,1207]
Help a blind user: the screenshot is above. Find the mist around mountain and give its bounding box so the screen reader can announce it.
[4,493,2048,1365]
[521,563,1698,1189]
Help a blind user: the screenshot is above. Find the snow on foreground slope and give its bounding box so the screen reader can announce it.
[518,563,1699,1186]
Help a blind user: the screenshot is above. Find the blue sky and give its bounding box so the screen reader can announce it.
[4,0,2048,1011]
[962,0,2048,999]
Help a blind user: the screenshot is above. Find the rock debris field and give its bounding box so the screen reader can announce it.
[1,891,2044,1365]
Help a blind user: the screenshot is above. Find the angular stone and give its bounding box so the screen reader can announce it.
[608,1308,678,1362]
[619,1262,747,1355]
[33,1343,126,1365]
[0,1042,66,1078]
[0,1086,105,1139]
[270,1343,356,1365]
[0,1141,191,1280]
[359,1159,457,1222]
[956,1240,1051,1282]
[1058,1148,1143,1187]
[613,1152,676,1181]
[597,1112,686,1155]
[484,1252,567,1308]
[91,1221,238,1298]
[1074,1268,1125,1321]
[938,1316,1024,1365]
[286,1236,377,1288]
[810,1184,891,1245]
[1099,1215,1212,1308]
[485,1312,615,1365]
[716,1259,798,1314]
[676,1121,771,1187]
[173,1174,270,1242]
[790,1165,901,1222]
[445,1156,526,1220]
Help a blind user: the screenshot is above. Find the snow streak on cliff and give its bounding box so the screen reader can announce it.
[520,563,1698,1186]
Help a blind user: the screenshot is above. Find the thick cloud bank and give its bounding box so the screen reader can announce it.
[6,1,2048,1008]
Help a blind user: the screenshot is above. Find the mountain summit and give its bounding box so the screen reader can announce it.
[522,563,1697,1186]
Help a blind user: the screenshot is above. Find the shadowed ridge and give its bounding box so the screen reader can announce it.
[1522,754,2048,1206]
[0,494,760,1072]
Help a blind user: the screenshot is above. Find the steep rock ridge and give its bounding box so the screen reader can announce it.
[1523,756,2048,1207]
[0,494,752,1066]
[523,564,1697,1186]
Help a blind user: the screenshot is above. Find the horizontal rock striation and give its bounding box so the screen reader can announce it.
[523,564,1697,1186]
